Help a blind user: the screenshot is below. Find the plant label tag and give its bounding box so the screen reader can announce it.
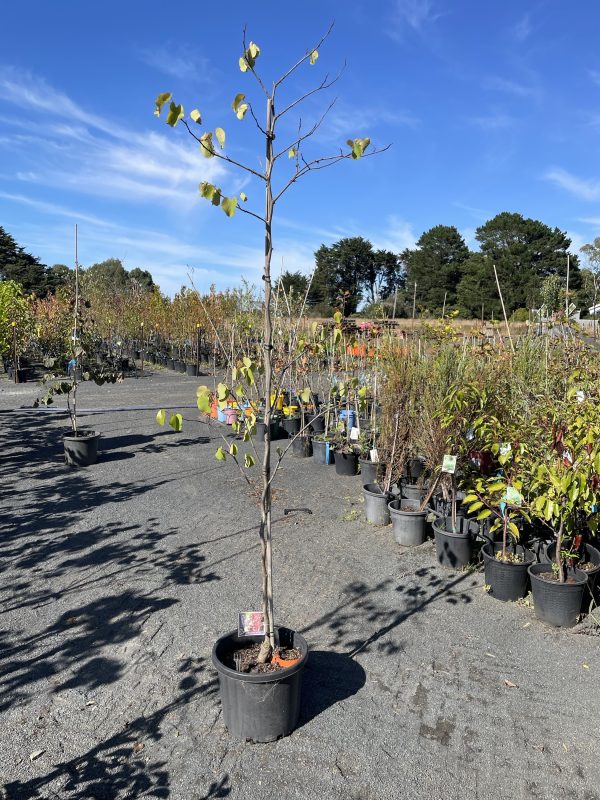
[238,611,265,637]
[576,390,585,403]
[350,426,360,441]
[442,454,457,474]
[503,486,522,506]
[466,427,474,441]
[370,448,379,463]
[500,443,511,456]
[562,448,573,465]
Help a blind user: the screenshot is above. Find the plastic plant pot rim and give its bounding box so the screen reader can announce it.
[388,499,427,517]
[63,430,101,441]
[528,563,588,587]
[362,483,390,499]
[211,629,309,684]
[432,521,471,539]
[482,542,535,566]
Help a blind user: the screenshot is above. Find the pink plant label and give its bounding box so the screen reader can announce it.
[238,611,265,637]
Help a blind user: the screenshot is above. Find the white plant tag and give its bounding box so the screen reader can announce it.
[370,448,379,463]
[238,611,265,637]
[350,426,360,441]
[500,443,511,456]
[441,454,457,474]
[576,390,585,404]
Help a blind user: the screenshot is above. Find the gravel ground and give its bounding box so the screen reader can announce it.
[0,370,599,800]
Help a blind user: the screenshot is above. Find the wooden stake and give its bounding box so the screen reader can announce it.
[493,264,515,354]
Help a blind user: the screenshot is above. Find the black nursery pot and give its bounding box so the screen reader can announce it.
[63,430,100,467]
[166,358,175,370]
[482,543,535,602]
[528,563,588,627]
[312,438,334,465]
[308,414,325,434]
[282,416,301,435]
[433,517,473,569]
[334,451,358,476]
[186,363,197,377]
[211,628,309,743]
[291,435,313,458]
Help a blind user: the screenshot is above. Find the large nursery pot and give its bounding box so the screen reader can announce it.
[359,459,386,486]
[166,358,175,370]
[212,628,309,743]
[543,542,600,593]
[402,483,426,504]
[308,414,325,434]
[186,363,197,377]
[482,542,535,602]
[363,483,391,526]
[291,435,312,458]
[334,450,358,476]
[312,438,334,465]
[389,498,427,546]
[282,416,301,435]
[64,430,101,467]
[433,516,473,569]
[255,419,280,442]
[528,563,588,627]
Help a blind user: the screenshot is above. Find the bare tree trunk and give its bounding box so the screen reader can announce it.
[259,94,276,658]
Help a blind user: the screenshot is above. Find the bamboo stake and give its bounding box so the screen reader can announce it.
[493,264,515,354]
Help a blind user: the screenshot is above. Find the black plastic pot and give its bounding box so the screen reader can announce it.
[389,498,427,546]
[334,451,358,476]
[528,563,588,627]
[291,435,313,458]
[186,363,197,377]
[433,517,473,569]
[308,414,325,434]
[312,438,334,465]
[212,628,309,743]
[363,483,391,526]
[63,430,100,467]
[482,543,535,602]
[255,419,280,441]
[282,416,301,435]
[177,360,186,374]
[166,358,175,370]
[402,483,425,504]
[543,542,600,594]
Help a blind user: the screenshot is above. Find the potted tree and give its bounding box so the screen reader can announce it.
[155,27,385,741]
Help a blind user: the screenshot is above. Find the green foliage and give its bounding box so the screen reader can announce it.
[0,280,31,356]
[0,226,50,296]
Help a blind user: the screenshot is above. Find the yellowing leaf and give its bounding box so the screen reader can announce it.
[166,102,184,127]
[347,137,371,159]
[217,383,228,401]
[221,196,237,217]
[239,57,249,72]
[169,413,183,432]
[309,49,319,65]
[215,127,225,149]
[154,92,172,117]
[200,131,215,158]
[156,408,166,426]
[298,387,311,404]
[236,103,248,120]
[190,109,202,124]
[239,192,248,202]
[244,453,256,468]
[199,182,216,200]
[232,93,246,112]
[215,447,226,461]
[288,148,296,158]
[197,394,211,414]
[229,443,238,456]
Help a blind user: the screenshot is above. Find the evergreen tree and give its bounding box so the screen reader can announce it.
[0,226,49,296]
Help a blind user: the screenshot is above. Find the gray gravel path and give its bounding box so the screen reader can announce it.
[0,371,599,800]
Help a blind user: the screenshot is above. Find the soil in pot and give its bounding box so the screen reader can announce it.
[212,628,308,743]
[334,451,358,476]
[389,498,427,546]
[64,430,101,467]
[528,563,588,627]
[363,483,391,526]
[433,517,473,569]
[482,542,535,602]
[544,542,600,594]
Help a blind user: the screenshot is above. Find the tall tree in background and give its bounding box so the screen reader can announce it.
[475,212,579,312]
[401,225,469,313]
[0,226,49,296]
[456,253,501,319]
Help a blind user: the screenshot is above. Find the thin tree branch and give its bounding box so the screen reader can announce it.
[273,98,338,162]
[275,63,345,122]
[273,21,336,90]
[242,25,270,98]
[237,205,267,224]
[182,120,266,181]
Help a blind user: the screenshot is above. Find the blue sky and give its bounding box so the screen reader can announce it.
[1,0,599,296]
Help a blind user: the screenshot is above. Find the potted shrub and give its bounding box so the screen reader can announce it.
[155,28,384,741]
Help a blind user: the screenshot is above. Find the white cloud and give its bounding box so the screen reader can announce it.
[0,67,227,208]
[484,75,540,100]
[136,43,214,82]
[389,0,441,37]
[469,112,515,130]
[372,215,417,252]
[544,168,600,201]
[513,13,532,43]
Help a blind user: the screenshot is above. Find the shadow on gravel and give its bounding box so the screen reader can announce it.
[298,650,366,728]
[2,658,220,800]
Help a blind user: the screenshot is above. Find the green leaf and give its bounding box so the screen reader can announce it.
[154,92,172,116]
[236,103,248,120]
[215,447,226,461]
[156,408,166,426]
[190,109,202,124]
[229,443,238,456]
[221,196,237,217]
[244,453,256,468]
[309,49,319,65]
[199,181,216,201]
[197,394,211,414]
[169,413,183,432]
[217,382,228,401]
[232,93,246,112]
[347,137,371,159]
[243,356,252,368]
[298,387,311,404]
[476,509,492,520]
[215,127,225,149]
[333,311,343,324]
[166,102,184,127]
[288,148,296,158]
[200,131,215,158]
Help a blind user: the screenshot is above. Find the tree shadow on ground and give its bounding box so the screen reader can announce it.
[298,650,366,728]
[2,658,221,800]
